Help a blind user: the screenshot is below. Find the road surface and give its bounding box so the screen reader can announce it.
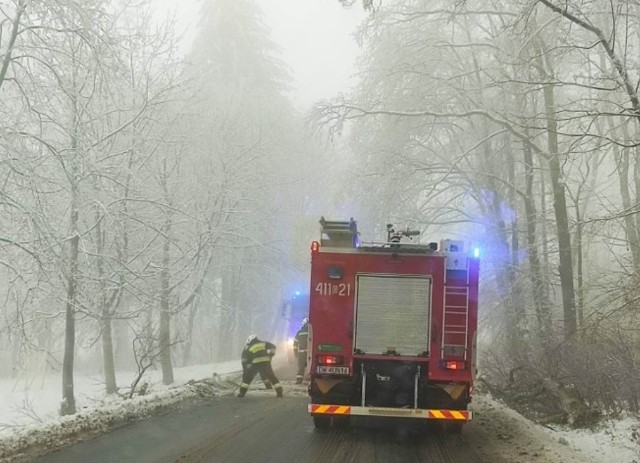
[35,381,482,463]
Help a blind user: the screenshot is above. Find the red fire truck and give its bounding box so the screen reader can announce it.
[307,218,479,431]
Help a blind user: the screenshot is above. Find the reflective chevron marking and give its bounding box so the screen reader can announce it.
[310,405,351,414]
[308,404,471,420]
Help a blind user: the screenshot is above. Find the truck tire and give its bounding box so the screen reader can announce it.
[313,415,331,429]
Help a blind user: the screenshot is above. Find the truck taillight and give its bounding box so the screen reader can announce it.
[317,354,343,365]
[443,360,466,370]
[311,241,320,253]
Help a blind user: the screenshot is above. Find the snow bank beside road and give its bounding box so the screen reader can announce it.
[0,361,240,462]
[0,360,240,435]
[468,394,640,463]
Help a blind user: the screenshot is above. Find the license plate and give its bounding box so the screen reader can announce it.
[316,366,350,375]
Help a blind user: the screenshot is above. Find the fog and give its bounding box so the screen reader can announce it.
[1,0,640,429]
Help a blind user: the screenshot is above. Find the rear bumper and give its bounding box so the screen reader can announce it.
[308,403,471,421]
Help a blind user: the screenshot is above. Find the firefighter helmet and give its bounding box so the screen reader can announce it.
[246,334,257,344]
[302,318,309,325]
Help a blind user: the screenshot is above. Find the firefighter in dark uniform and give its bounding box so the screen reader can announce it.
[238,335,283,398]
[293,318,309,384]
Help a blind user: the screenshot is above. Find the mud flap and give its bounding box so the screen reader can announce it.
[314,378,346,395]
[439,383,467,401]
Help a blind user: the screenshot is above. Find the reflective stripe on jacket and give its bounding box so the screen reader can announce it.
[293,324,308,353]
[241,340,276,365]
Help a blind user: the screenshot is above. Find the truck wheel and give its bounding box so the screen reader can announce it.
[313,415,331,429]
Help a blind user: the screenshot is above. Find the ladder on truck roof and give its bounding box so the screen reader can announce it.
[319,217,359,248]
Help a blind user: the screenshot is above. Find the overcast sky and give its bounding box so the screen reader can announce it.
[161,0,365,110]
[261,0,364,109]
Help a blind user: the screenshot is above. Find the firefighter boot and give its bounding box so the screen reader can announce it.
[237,386,248,398]
[274,384,284,398]
[264,379,273,390]
[296,375,303,385]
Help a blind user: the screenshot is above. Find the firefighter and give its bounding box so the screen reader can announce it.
[237,335,283,398]
[293,318,309,385]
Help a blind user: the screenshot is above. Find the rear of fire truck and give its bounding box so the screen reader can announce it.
[307,218,479,431]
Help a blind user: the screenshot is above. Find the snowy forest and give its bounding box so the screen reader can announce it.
[1,0,640,425]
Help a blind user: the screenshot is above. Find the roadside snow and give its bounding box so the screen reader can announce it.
[468,394,640,463]
[0,361,240,462]
[554,413,640,463]
[0,362,638,462]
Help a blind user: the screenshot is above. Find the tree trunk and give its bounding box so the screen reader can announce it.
[635,145,640,238]
[537,39,577,339]
[181,297,199,367]
[218,266,238,362]
[540,169,550,274]
[60,232,80,415]
[101,314,117,394]
[114,316,129,370]
[508,150,524,323]
[541,378,594,426]
[99,284,122,395]
[159,224,174,385]
[94,197,119,395]
[617,121,640,272]
[574,202,583,329]
[523,135,550,331]
[537,35,577,339]
[159,309,173,384]
[61,196,79,416]
[181,257,214,366]
[113,150,134,371]
[61,102,80,416]
[546,143,577,338]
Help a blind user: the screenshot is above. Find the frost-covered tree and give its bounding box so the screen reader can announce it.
[0,0,185,409]
[163,0,309,365]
